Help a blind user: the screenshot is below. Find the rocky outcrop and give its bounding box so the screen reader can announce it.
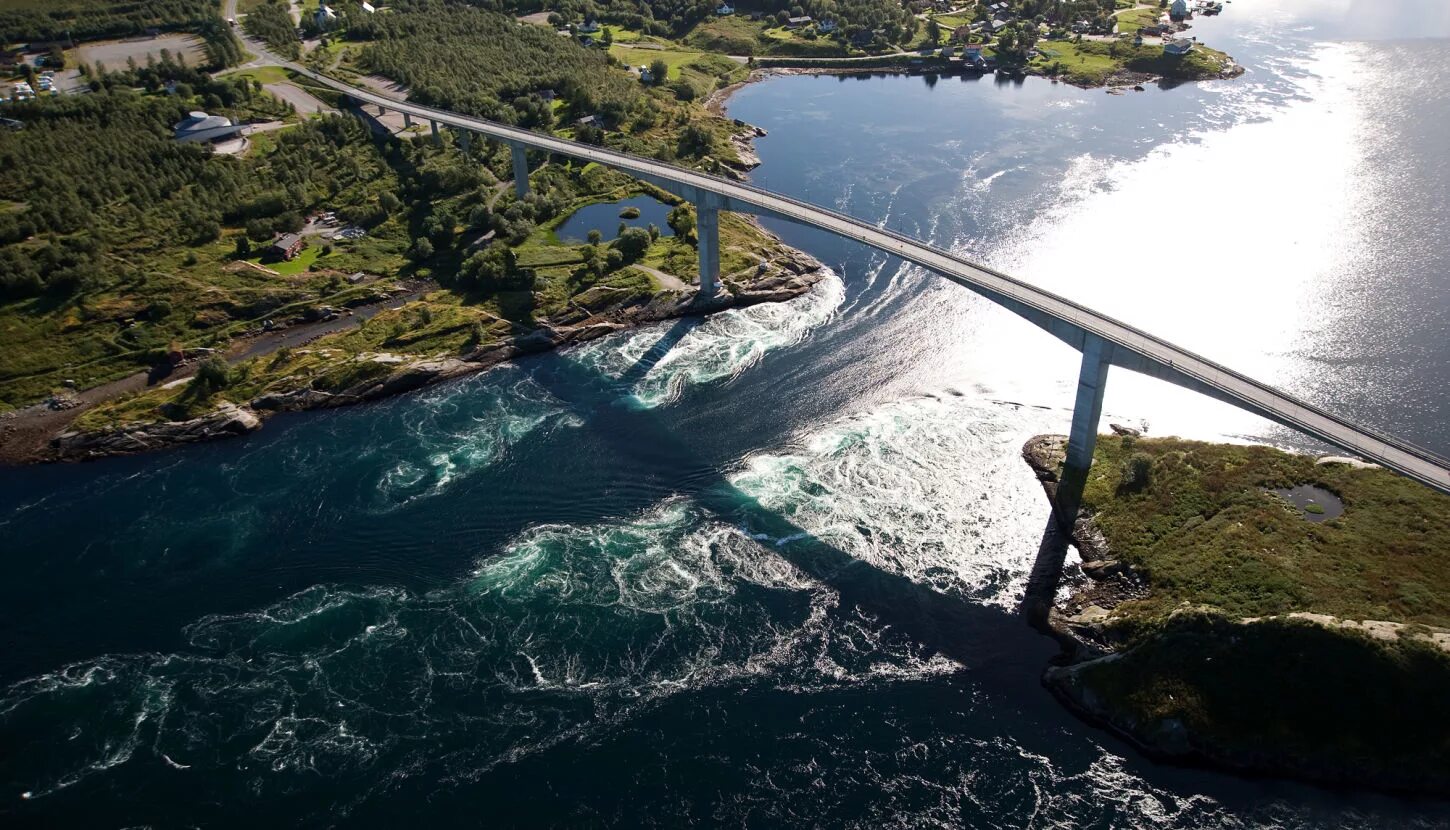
[340,357,476,400]
[53,404,261,460]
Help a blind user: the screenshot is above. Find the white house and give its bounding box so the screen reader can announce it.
[817,19,837,33]
[315,2,338,29]
[716,3,734,16]
[1169,0,1190,20]
[637,64,655,83]
[360,1,375,12]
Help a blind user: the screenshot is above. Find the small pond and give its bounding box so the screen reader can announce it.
[555,194,675,243]
[1271,484,1345,523]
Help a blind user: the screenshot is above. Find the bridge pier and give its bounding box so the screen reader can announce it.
[695,192,721,296]
[429,119,440,145]
[459,130,471,153]
[1055,334,1112,530]
[509,141,530,199]
[402,112,412,128]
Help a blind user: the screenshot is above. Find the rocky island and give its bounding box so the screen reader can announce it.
[1023,432,1450,795]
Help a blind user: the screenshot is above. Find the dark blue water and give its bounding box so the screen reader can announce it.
[554,194,675,243]
[3,2,1449,826]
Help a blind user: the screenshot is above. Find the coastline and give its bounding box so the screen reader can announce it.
[706,48,1243,106]
[7,233,827,465]
[1020,433,1450,797]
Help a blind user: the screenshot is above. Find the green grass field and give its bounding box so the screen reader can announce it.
[1082,436,1450,624]
[608,44,705,80]
[1115,7,1163,35]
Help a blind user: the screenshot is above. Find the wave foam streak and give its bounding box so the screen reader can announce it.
[568,272,845,408]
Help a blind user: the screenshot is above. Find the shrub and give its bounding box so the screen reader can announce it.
[1121,452,1153,490]
[612,226,652,262]
[192,355,232,394]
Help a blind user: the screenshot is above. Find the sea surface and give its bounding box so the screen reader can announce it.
[3,1,1449,825]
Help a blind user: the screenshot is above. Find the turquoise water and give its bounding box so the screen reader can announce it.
[3,2,1449,825]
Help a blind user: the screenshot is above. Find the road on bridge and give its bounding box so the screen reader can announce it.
[224,18,1450,495]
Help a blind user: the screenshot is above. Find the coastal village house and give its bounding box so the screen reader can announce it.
[716,4,734,16]
[1169,0,1190,20]
[1163,36,1195,56]
[269,233,304,261]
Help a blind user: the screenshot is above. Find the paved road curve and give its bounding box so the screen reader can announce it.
[266,59,1450,495]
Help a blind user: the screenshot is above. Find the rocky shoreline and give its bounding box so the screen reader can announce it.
[45,252,828,463]
[1020,433,1450,797]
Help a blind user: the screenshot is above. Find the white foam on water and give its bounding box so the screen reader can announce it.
[370,371,578,508]
[568,270,845,409]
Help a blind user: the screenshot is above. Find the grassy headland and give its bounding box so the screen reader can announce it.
[1028,434,1450,793]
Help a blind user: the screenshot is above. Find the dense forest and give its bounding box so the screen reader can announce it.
[352,3,644,125]
[241,0,301,60]
[0,64,381,301]
[0,0,218,44]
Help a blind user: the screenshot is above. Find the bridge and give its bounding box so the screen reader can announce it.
[273,61,1450,513]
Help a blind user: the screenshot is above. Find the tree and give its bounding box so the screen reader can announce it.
[461,245,517,289]
[927,18,941,44]
[410,237,434,262]
[379,191,401,213]
[587,229,603,245]
[667,205,696,240]
[1121,453,1153,491]
[649,58,669,86]
[193,355,232,395]
[612,227,651,262]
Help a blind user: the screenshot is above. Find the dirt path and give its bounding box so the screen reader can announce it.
[633,265,689,291]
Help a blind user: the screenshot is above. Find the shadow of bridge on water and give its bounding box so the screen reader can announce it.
[512,313,1077,677]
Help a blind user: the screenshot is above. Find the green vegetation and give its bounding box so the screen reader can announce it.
[0,0,217,43]
[1076,611,1450,790]
[0,77,406,407]
[242,0,302,61]
[1083,437,1450,623]
[1114,6,1162,35]
[1053,436,1450,791]
[1032,38,1235,86]
[352,3,642,125]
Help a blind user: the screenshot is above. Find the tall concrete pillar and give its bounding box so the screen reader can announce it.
[509,142,529,199]
[695,192,721,296]
[429,120,440,145]
[403,112,413,128]
[459,130,471,153]
[1055,334,1112,529]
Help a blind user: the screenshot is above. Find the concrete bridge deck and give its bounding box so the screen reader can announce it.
[281,62,1450,499]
